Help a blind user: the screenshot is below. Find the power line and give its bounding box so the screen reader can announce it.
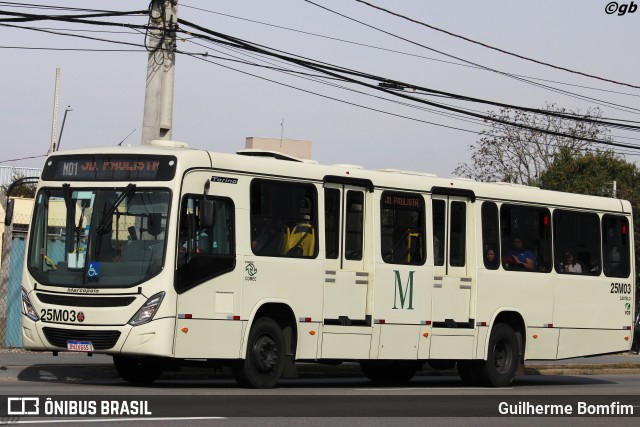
[0,45,146,52]
[187,37,489,127]
[177,19,640,134]
[354,0,640,90]
[300,0,640,116]
[0,1,116,13]
[179,50,483,135]
[0,154,47,164]
[178,48,640,159]
[0,22,149,49]
[4,7,639,154]
[181,3,640,100]
[178,24,640,151]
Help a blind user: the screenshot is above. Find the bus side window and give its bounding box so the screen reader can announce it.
[250,180,318,258]
[553,210,600,276]
[324,188,340,259]
[345,191,364,261]
[481,202,500,270]
[602,215,630,278]
[176,195,235,292]
[432,200,445,266]
[500,204,551,273]
[380,191,426,265]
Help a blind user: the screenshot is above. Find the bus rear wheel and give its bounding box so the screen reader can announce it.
[113,355,163,384]
[360,360,419,384]
[232,317,285,388]
[479,323,519,387]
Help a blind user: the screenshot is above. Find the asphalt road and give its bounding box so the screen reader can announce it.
[1,350,639,426]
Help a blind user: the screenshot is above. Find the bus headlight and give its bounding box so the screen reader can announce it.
[128,292,165,326]
[21,287,39,321]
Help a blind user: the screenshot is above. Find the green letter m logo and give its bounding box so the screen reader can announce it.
[393,270,414,310]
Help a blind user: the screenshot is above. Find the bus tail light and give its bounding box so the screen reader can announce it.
[21,287,39,321]
[128,292,165,326]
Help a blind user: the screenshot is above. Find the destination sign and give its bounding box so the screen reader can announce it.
[42,155,177,181]
[382,192,424,209]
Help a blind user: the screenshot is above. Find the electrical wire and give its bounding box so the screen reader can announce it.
[3,6,639,155]
[300,0,640,116]
[354,0,640,90]
[0,154,47,164]
[0,45,146,52]
[181,3,640,100]
[177,20,640,139]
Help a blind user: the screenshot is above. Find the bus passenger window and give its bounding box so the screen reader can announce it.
[449,202,466,267]
[481,202,500,270]
[250,180,318,258]
[553,210,600,276]
[324,189,340,259]
[500,205,551,273]
[345,191,364,260]
[432,200,445,266]
[602,215,630,278]
[380,191,426,265]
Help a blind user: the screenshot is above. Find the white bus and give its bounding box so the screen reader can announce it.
[17,141,635,388]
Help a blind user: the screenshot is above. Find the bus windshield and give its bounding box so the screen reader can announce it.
[28,186,170,288]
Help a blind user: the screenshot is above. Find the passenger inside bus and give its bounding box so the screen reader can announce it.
[561,250,583,274]
[283,199,315,257]
[284,215,315,257]
[503,237,535,270]
[484,247,499,269]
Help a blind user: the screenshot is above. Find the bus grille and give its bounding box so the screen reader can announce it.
[42,327,121,350]
[36,293,136,307]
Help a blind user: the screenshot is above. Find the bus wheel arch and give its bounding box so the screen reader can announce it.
[234,302,298,388]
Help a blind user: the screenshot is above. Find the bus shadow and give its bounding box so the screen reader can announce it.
[13,363,617,390]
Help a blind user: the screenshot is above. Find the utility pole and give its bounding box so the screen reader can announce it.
[48,68,60,154]
[141,0,178,145]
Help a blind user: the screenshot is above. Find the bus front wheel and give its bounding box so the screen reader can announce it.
[113,355,163,384]
[479,323,519,387]
[232,317,285,388]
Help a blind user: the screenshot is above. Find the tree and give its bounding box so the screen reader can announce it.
[1,169,37,198]
[453,104,612,184]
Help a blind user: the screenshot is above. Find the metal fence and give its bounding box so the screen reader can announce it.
[1,211,30,348]
[0,166,41,187]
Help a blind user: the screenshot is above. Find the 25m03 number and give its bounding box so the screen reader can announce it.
[611,282,632,294]
[40,309,78,322]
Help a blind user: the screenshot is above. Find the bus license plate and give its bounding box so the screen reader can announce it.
[66,341,93,352]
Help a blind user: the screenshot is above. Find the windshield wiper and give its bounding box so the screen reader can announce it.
[96,183,136,235]
[92,184,136,267]
[62,184,76,255]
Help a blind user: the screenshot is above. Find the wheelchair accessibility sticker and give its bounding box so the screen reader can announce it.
[87,262,101,278]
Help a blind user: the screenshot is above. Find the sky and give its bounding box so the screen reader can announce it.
[1,0,639,178]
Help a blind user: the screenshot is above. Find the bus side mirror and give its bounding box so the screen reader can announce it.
[200,199,215,228]
[4,199,14,226]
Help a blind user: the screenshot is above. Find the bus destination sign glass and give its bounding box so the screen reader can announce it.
[42,155,177,181]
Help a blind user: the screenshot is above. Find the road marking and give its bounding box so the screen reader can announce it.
[356,387,511,391]
[0,417,227,424]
